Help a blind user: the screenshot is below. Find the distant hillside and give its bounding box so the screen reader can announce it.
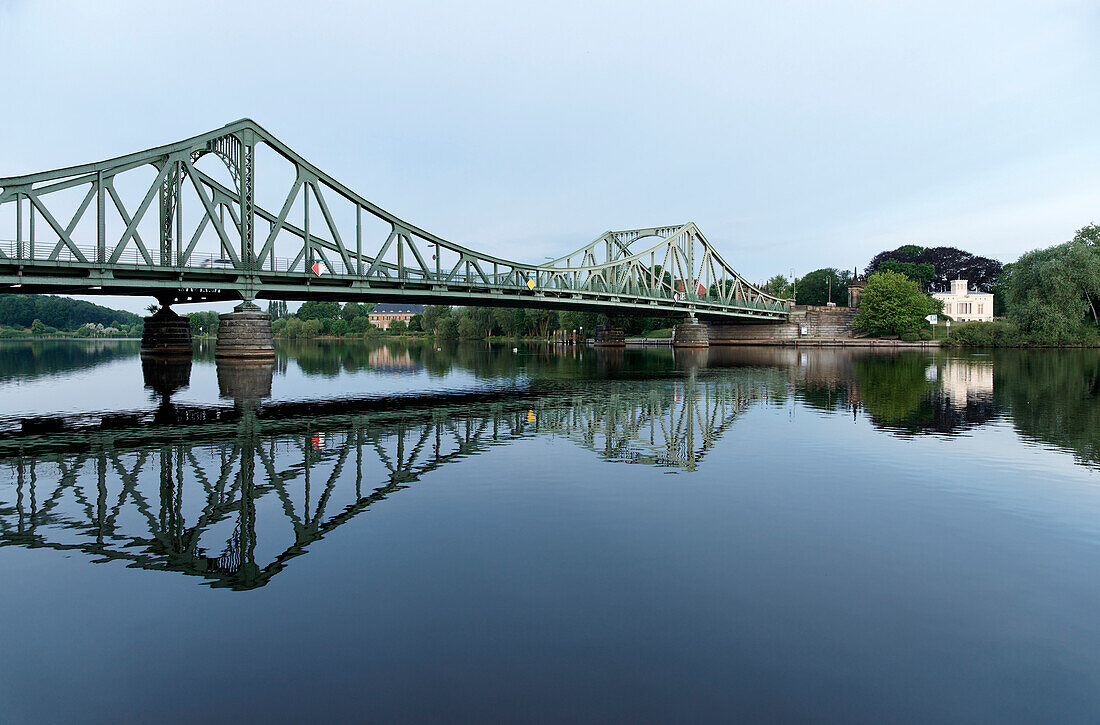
[0,294,143,331]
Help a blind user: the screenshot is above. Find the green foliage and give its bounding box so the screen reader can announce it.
[422,305,450,334]
[301,319,323,337]
[283,318,303,338]
[795,268,849,306]
[945,320,1025,347]
[186,311,220,336]
[407,314,423,332]
[853,270,941,336]
[0,294,141,331]
[388,319,407,334]
[1074,222,1100,246]
[330,319,350,337]
[297,301,340,321]
[761,274,794,299]
[436,317,459,338]
[267,300,289,319]
[1003,237,1100,345]
[457,316,482,338]
[879,259,936,285]
[30,319,57,336]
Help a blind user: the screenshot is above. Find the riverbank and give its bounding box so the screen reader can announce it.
[624,337,943,348]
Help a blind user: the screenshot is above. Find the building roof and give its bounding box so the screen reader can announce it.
[370,303,426,314]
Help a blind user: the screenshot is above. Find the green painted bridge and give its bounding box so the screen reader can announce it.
[0,119,788,321]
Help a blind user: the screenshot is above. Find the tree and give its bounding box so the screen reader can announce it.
[436,317,459,338]
[297,301,340,321]
[762,274,794,299]
[407,314,423,332]
[330,319,350,337]
[267,300,289,319]
[1003,238,1100,344]
[457,315,482,338]
[795,268,849,306]
[422,305,450,334]
[284,318,304,338]
[879,259,935,286]
[853,270,941,336]
[388,319,407,334]
[866,245,1002,293]
[340,302,362,321]
[301,319,324,337]
[491,308,517,337]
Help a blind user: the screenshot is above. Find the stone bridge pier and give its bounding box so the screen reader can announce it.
[215,302,275,360]
[141,303,192,358]
[672,319,710,348]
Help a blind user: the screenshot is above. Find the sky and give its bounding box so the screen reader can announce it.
[1,0,1098,314]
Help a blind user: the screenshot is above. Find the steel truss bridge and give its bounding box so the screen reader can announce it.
[0,372,774,590]
[0,119,788,321]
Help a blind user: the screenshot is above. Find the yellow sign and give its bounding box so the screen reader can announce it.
[527,410,535,423]
[527,278,536,290]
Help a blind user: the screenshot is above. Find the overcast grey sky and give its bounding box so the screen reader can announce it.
[2,0,1098,313]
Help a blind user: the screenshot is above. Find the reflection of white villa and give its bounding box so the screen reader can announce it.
[939,360,994,407]
[933,279,993,322]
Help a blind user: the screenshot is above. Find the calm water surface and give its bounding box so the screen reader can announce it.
[1,339,1099,723]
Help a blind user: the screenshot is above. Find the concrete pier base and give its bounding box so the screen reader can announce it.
[672,321,710,348]
[141,307,192,358]
[215,302,275,360]
[594,324,625,347]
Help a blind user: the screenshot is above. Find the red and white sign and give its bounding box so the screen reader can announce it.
[311,261,325,276]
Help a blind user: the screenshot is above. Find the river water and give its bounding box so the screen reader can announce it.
[1,340,1099,723]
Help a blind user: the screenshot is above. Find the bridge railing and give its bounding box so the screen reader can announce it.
[0,237,791,312]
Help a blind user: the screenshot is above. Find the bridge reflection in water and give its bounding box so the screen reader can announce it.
[0,353,777,591]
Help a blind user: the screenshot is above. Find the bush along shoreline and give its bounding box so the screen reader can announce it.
[945,320,1100,348]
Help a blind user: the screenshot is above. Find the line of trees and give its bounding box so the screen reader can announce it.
[0,294,143,338]
[260,301,677,341]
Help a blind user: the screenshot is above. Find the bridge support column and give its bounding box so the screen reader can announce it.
[141,306,192,358]
[215,302,275,360]
[672,319,709,348]
[594,324,625,347]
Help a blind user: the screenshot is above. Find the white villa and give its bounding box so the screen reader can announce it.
[933,279,994,322]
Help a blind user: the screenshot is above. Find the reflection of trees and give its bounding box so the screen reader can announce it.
[853,355,936,430]
[995,351,1100,467]
[0,340,140,381]
[0,372,766,590]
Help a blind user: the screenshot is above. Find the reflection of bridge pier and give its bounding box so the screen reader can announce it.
[217,360,275,406]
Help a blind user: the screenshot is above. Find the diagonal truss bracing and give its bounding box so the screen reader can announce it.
[0,120,789,320]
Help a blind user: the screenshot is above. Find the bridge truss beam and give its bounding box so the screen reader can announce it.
[0,120,788,321]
